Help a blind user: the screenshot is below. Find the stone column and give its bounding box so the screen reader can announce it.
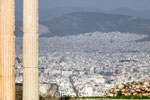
[0,0,16,100]
[23,0,39,99]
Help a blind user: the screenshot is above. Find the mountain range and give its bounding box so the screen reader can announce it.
[16,11,150,37]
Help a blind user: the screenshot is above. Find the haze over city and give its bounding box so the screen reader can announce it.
[14,0,150,98]
[16,0,150,11]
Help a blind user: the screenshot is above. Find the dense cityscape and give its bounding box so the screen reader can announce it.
[15,32,150,97]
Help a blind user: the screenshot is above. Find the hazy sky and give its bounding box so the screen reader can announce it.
[16,0,150,12]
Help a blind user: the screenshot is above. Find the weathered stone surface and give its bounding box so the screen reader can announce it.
[16,83,59,100]
[105,81,150,97]
[117,84,124,89]
[39,83,59,97]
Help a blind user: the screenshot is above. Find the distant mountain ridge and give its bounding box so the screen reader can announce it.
[16,12,150,37]
[16,7,150,21]
[41,12,150,37]
[110,8,150,20]
[16,7,104,21]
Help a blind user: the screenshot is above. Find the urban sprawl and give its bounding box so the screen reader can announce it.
[15,32,150,97]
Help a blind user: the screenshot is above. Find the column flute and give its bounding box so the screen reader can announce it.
[23,0,39,99]
[0,0,16,100]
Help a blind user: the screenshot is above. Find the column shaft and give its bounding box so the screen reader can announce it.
[0,0,16,100]
[23,0,39,99]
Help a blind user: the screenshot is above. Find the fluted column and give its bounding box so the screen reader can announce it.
[23,0,39,99]
[0,0,16,100]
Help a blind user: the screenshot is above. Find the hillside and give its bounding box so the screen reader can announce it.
[41,12,150,37]
[16,12,150,37]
